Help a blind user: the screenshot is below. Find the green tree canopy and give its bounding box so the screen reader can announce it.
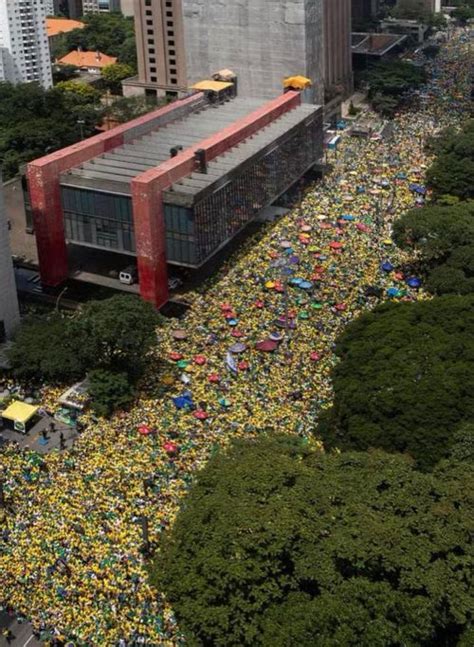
[153,436,474,646]
[88,369,135,417]
[75,294,161,379]
[393,201,474,294]
[101,63,135,94]
[7,315,85,383]
[366,60,426,116]
[0,81,103,179]
[317,295,474,470]
[426,120,474,201]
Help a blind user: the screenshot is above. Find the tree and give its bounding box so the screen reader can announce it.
[317,295,474,470]
[88,369,135,417]
[366,60,426,115]
[7,295,161,389]
[391,0,430,21]
[393,201,474,295]
[76,294,161,379]
[52,63,79,84]
[105,95,165,124]
[56,81,102,105]
[426,120,474,201]
[7,315,85,383]
[0,82,103,179]
[101,63,135,95]
[153,436,474,646]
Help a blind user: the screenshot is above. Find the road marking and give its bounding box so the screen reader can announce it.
[23,634,35,647]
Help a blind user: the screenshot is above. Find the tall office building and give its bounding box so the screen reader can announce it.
[124,0,352,105]
[0,0,53,88]
[352,0,380,24]
[0,176,20,341]
[81,0,120,12]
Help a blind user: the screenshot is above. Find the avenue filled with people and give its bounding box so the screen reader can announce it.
[0,32,472,646]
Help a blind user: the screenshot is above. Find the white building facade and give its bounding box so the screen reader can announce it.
[0,177,20,341]
[0,0,53,88]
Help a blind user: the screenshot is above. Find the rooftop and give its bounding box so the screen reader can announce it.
[352,32,408,56]
[164,103,318,206]
[61,97,267,193]
[46,17,84,38]
[58,50,117,69]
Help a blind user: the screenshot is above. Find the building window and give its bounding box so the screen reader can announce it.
[147,29,153,35]
[150,76,157,82]
[149,47,155,54]
[147,39,154,45]
[150,66,156,72]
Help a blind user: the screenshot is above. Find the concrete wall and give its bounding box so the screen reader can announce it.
[182,0,324,103]
[0,178,20,339]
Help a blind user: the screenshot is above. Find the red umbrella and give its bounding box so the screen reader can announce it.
[220,303,233,311]
[254,299,265,309]
[163,441,178,455]
[138,425,153,436]
[208,373,220,383]
[335,303,347,311]
[169,352,183,362]
[194,355,207,365]
[256,339,278,352]
[193,409,209,420]
[238,360,250,371]
[231,329,244,338]
[224,311,236,320]
[329,241,343,249]
[310,351,322,362]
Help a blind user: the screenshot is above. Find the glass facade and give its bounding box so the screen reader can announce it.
[62,187,136,254]
[192,115,322,264]
[60,113,322,267]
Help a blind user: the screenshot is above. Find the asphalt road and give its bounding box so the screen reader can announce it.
[0,612,42,647]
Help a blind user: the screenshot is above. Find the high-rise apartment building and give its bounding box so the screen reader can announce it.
[124,0,352,105]
[0,0,53,88]
[0,175,20,341]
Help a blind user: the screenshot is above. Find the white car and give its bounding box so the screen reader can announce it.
[168,276,183,290]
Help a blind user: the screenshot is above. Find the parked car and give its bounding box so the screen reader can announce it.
[119,266,138,285]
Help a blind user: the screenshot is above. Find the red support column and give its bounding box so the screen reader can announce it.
[27,164,68,287]
[131,180,169,308]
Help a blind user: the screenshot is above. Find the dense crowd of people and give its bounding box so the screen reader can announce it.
[0,33,471,646]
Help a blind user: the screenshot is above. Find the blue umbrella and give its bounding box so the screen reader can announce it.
[406,277,422,288]
[290,277,303,286]
[342,214,355,221]
[173,395,194,410]
[289,255,300,264]
[381,261,394,272]
[300,281,313,290]
[387,287,400,298]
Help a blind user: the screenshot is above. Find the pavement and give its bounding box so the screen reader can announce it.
[0,413,79,454]
[0,611,42,647]
[3,179,37,266]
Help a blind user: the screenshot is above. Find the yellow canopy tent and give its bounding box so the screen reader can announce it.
[191,80,234,92]
[283,75,312,90]
[2,401,39,433]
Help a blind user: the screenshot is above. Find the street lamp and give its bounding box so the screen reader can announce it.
[77,119,85,141]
